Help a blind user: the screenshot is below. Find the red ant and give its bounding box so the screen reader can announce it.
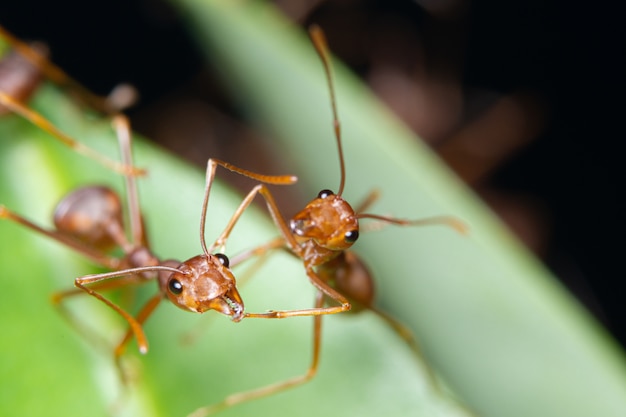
[187,25,467,417]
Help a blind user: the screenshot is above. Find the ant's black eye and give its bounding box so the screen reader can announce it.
[344,230,359,243]
[168,278,183,295]
[215,253,230,268]
[318,189,334,199]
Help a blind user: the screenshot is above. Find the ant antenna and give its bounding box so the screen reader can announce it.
[309,25,346,196]
[199,159,297,257]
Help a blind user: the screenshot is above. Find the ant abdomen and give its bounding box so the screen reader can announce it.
[53,186,124,250]
[319,251,375,313]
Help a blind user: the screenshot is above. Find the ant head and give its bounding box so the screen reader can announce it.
[163,253,244,322]
[53,186,123,250]
[290,189,359,251]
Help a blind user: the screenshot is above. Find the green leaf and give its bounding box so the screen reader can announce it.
[3,1,626,417]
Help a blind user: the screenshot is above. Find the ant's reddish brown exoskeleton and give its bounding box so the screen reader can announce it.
[186,25,467,417]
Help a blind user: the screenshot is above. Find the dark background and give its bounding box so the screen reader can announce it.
[1,0,624,347]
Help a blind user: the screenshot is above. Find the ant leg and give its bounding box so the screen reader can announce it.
[51,278,162,392]
[203,182,263,255]
[112,292,163,384]
[367,306,443,388]
[369,306,422,353]
[188,292,324,417]
[111,115,144,245]
[74,265,180,354]
[0,25,130,115]
[198,158,297,256]
[50,274,148,359]
[244,266,351,319]
[370,306,479,416]
[0,205,119,268]
[114,292,163,358]
[223,184,301,258]
[0,91,145,176]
